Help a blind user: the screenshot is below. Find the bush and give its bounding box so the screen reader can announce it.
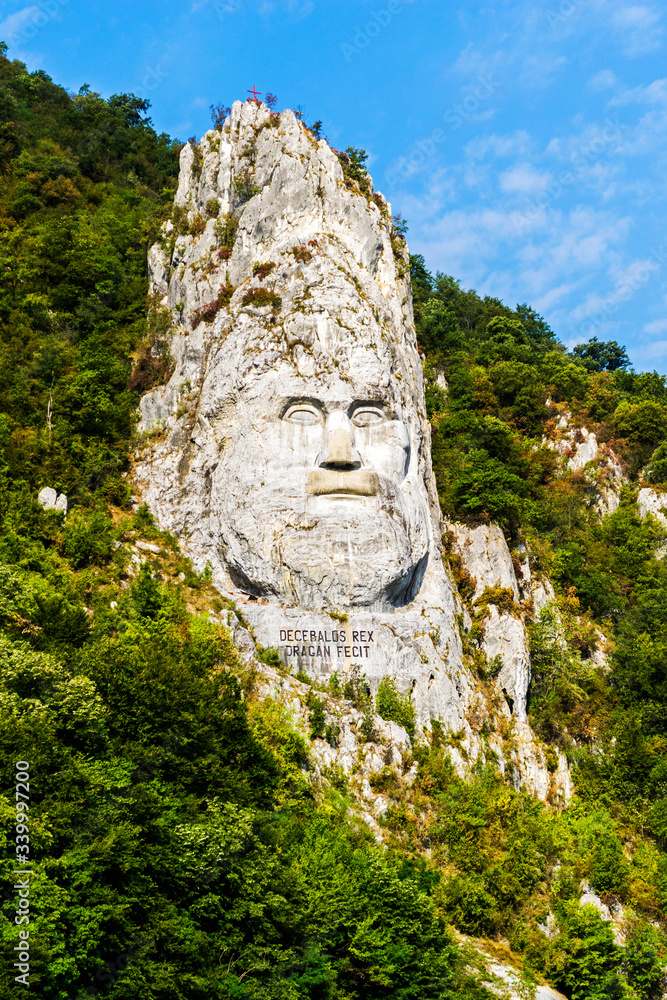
[614,400,667,446]
[376,676,416,741]
[252,260,276,281]
[624,922,664,1000]
[233,168,260,202]
[214,213,239,255]
[306,690,326,739]
[241,287,282,312]
[62,509,114,567]
[438,873,498,935]
[645,442,667,483]
[546,903,624,1000]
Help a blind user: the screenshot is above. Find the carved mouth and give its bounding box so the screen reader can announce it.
[306,469,379,497]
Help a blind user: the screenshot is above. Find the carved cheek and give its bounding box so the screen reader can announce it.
[357,421,410,480]
[278,420,323,469]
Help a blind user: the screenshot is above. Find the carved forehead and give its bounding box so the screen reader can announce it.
[230,368,414,418]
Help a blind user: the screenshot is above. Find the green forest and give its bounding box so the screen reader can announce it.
[2,45,667,999]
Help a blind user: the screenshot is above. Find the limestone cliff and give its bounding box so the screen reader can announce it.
[135,99,569,801]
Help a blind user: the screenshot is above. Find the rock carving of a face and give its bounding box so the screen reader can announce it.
[211,370,430,611]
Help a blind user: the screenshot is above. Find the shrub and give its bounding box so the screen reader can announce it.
[473,585,518,617]
[624,922,664,1000]
[645,442,667,483]
[128,304,175,393]
[614,400,667,446]
[546,903,623,1000]
[189,212,206,236]
[376,676,416,741]
[342,665,372,711]
[190,299,220,328]
[209,102,230,129]
[252,260,276,281]
[241,287,282,312]
[214,213,239,255]
[190,284,235,327]
[306,690,326,739]
[256,645,281,667]
[337,146,370,194]
[62,509,115,568]
[290,245,313,264]
[217,282,235,308]
[233,168,260,202]
[205,198,220,217]
[438,873,498,935]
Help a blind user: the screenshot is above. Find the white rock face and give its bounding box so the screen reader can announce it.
[638,487,667,528]
[38,487,68,513]
[481,606,530,722]
[135,100,569,801]
[449,522,519,601]
[545,412,625,515]
[138,100,438,614]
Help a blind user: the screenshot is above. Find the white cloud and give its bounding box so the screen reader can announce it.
[465,130,533,160]
[611,4,663,55]
[0,6,43,42]
[610,78,667,106]
[589,69,617,89]
[644,319,667,334]
[499,164,551,195]
[633,338,667,362]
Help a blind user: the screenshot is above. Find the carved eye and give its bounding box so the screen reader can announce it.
[352,407,385,427]
[284,404,322,426]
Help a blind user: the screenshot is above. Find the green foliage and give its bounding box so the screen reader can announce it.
[256,643,281,667]
[0,52,179,506]
[546,903,624,1000]
[252,259,276,280]
[573,336,631,372]
[241,286,282,312]
[214,211,239,258]
[645,442,667,483]
[61,508,115,567]
[338,145,370,194]
[624,922,664,1000]
[376,675,416,741]
[232,167,261,202]
[306,689,326,739]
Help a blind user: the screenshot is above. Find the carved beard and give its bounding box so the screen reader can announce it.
[218,476,429,611]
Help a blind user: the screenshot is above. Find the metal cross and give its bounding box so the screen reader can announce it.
[247,86,262,100]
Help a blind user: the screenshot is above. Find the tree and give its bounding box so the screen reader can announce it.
[572,336,630,372]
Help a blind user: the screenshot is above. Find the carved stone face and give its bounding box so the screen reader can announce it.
[210,370,430,610]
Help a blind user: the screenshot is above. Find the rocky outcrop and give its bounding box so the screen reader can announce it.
[449,522,520,601]
[544,410,625,515]
[638,486,667,528]
[134,98,570,802]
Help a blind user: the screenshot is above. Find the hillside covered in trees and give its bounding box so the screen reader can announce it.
[2,46,667,1000]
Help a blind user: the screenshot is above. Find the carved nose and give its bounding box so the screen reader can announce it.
[318,413,361,468]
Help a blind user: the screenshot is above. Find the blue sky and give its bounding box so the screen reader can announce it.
[3,0,667,372]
